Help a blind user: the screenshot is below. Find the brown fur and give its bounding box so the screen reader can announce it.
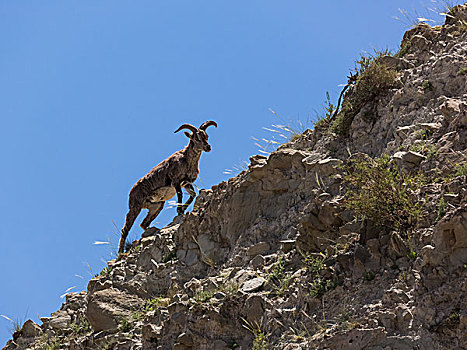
[118,122,216,253]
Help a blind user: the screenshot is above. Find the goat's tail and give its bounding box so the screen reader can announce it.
[118,206,140,254]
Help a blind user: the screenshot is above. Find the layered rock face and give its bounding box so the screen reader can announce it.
[4,5,467,350]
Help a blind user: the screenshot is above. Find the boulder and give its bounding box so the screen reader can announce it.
[86,288,144,331]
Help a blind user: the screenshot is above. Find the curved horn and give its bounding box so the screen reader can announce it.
[174,123,197,134]
[199,120,217,131]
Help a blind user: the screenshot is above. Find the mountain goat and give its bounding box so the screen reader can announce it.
[118,121,217,253]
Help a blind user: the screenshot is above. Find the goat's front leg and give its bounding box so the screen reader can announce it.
[175,184,184,215]
[181,183,197,213]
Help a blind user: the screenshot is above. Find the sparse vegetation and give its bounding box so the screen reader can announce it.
[413,128,434,140]
[436,197,447,221]
[118,317,132,332]
[398,268,410,282]
[194,289,215,303]
[394,1,462,28]
[221,281,240,296]
[331,50,399,136]
[409,141,438,159]
[145,297,170,312]
[395,41,412,58]
[161,250,177,263]
[70,315,91,334]
[302,253,336,298]
[99,266,112,277]
[39,334,61,350]
[192,279,240,304]
[1,314,26,336]
[362,271,375,281]
[267,257,292,297]
[421,79,433,91]
[254,108,312,155]
[457,67,467,75]
[312,92,336,131]
[242,319,268,350]
[408,250,418,260]
[132,311,144,321]
[342,154,424,231]
[335,311,361,331]
[454,162,467,176]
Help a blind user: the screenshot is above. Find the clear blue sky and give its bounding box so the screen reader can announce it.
[0,0,454,344]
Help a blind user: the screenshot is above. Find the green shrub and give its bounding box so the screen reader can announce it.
[161,250,177,263]
[342,154,424,230]
[331,51,399,135]
[313,92,336,131]
[267,257,292,296]
[144,297,170,312]
[362,271,375,281]
[194,289,215,303]
[408,250,418,260]
[454,162,467,176]
[39,334,61,350]
[70,316,91,334]
[302,253,336,298]
[119,317,132,332]
[242,319,268,350]
[409,141,438,159]
[436,197,447,222]
[421,80,433,91]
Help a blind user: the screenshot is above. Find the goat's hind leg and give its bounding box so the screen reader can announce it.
[140,202,164,231]
[119,206,141,254]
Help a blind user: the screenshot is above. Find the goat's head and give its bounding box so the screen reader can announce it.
[174,121,217,152]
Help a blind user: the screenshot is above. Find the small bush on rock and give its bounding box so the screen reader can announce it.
[118,317,132,333]
[242,319,268,350]
[331,50,400,135]
[454,162,467,176]
[342,154,424,231]
[267,257,292,296]
[302,253,336,298]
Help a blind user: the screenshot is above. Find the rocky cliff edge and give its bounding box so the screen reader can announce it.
[4,5,467,350]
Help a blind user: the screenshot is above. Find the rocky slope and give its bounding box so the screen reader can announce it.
[4,5,467,350]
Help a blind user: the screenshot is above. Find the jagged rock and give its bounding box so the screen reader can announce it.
[379,55,414,70]
[445,4,467,25]
[250,254,265,268]
[303,157,343,179]
[48,310,71,330]
[245,295,264,323]
[142,323,162,341]
[5,6,467,350]
[86,288,144,331]
[393,151,426,169]
[389,232,409,258]
[280,239,295,253]
[421,244,443,266]
[378,311,396,331]
[19,320,42,337]
[247,242,270,256]
[241,277,265,293]
[395,305,413,331]
[431,205,467,268]
[383,287,410,305]
[321,327,387,350]
[177,332,194,346]
[417,122,442,132]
